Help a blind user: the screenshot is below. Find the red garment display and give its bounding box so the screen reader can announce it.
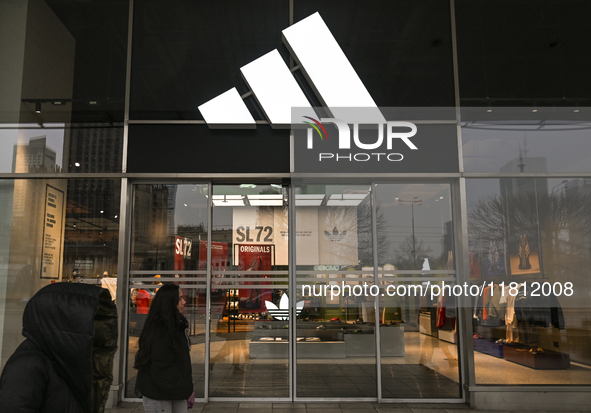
[136,289,151,314]
[436,294,446,328]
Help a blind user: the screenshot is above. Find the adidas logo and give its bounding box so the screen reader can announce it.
[198,12,384,128]
[265,294,305,321]
[324,227,347,243]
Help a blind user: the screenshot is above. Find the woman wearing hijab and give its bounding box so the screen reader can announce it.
[134,283,194,412]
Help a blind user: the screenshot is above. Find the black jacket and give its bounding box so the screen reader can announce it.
[136,316,193,400]
[0,283,118,413]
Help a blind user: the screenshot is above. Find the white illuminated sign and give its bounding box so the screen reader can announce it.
[241,50,315,127]
[198,12,382,128]
[198,88,256,128]
[282,13,384,123]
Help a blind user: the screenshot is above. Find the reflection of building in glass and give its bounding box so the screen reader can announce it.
[564,178,591,196]
[62,179,120,280]
[12,136,58,173]
[67,125,122,173]
[63,126,123,277]
[131,185,171,270]
[166,184,177,235]
[11,137,59,218]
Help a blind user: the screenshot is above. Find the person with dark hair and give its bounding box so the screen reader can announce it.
[134,283,194,412]
[0,282,118,413]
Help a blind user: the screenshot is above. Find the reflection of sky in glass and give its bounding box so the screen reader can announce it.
[173,184,208,229]
[376,184,451,264]
[0,124,65,172]
[462,122,591,173]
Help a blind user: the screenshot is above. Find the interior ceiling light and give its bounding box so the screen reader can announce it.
[212,195,245,207]
[35,102,41,113]
[247,194,284,206]
[326,193,367,206]
[295,194,325,206]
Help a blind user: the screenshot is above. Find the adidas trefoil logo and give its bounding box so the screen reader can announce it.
[324,227,347,243]
[265,294,304,321]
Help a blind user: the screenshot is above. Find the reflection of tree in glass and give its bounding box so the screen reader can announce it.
[394,235,433,270]
[356,202,389,266]
[468,188,591,276]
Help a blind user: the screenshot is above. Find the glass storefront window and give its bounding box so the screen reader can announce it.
[0,125,123,173]
[0,0,127,125]
[374,183,460,398]
[375,183,453,271]
[0,0,126,173]
[467,178,591,384]
[127,184,209,398]
[461,109,591,174]
[0,178,120,369]
[294,183,460,398]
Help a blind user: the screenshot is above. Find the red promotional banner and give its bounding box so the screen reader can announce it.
[197,241,229,314]
[237,244,273,313]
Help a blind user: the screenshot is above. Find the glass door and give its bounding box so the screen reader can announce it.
[125,183,210,399]
[208,184,290,398]
[375,183,460,398]
[294,184,377,398]
[293,182,461,399]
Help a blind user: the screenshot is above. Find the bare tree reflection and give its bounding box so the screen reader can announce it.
[468,184,591,277]
[394,235,433,270]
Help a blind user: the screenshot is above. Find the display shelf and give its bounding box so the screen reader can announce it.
[503,345,570,370]
[438,330,457,344]
[474,337,505,358]
[249,321,405,358]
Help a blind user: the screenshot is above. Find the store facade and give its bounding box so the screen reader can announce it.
[1,0,591,410]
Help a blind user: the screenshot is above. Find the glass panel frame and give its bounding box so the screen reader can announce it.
[467,178,591,385]
[123,180,464,401]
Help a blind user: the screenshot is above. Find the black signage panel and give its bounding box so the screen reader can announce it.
[128,124,290,173]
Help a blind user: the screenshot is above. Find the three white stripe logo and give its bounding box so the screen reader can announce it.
[198,12,384,128]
